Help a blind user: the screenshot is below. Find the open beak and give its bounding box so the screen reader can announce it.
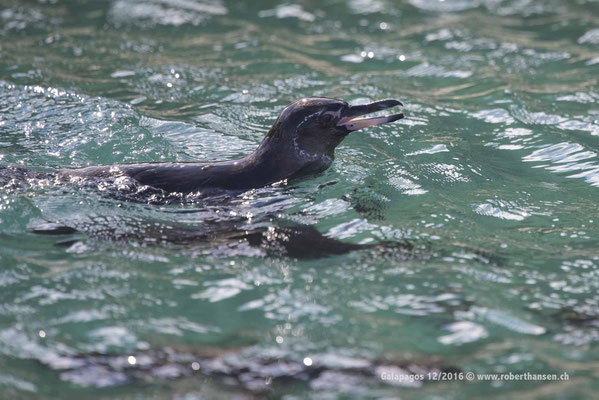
[337,99,404,131]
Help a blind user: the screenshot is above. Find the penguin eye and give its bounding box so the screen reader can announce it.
[319,113,333,126]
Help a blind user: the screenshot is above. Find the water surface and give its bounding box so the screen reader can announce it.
[1,0,599,398]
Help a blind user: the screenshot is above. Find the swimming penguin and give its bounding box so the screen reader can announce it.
[58,98,404,194]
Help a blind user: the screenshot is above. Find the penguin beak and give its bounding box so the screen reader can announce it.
[337,99,404,131]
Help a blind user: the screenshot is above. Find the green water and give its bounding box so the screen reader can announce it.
[1,0,599,398]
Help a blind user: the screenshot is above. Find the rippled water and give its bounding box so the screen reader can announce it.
[1,0,599,398]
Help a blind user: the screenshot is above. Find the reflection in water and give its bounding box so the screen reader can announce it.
[524,143,599,187]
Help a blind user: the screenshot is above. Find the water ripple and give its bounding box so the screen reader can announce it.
[523,142,599,186]
[2,0,599,397]
[109,0,227,28]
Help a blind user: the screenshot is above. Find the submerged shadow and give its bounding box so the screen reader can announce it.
[30,217,417,260]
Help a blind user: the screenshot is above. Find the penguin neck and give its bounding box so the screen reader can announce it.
[253,130,333,182]
[235,124,332,188]
[227,134,296,188]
